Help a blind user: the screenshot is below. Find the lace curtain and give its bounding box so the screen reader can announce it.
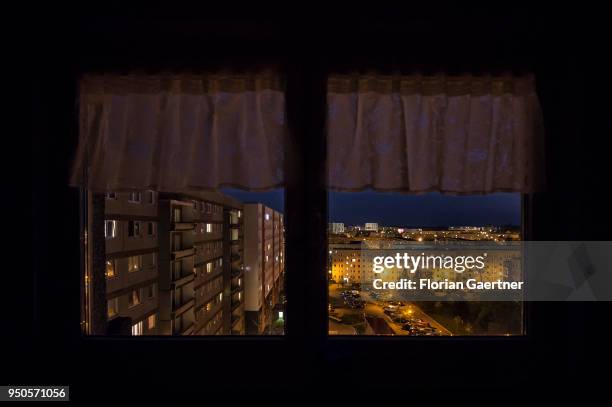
[70,72,285,192]
[327,74,545,194]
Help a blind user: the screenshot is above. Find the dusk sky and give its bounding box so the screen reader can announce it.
[222,189,521,227]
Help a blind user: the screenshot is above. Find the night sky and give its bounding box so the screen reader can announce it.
[222,189,521,227]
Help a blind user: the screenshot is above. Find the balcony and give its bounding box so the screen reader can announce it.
[172,222,195,231]
[173,298,195,317]
[231,284,242,294]
[180,322,195,335]
[231,268,243,278]
[172,247,195,259]
[172,272,194,288]
[231,314,242,327]
[231,299,242,311]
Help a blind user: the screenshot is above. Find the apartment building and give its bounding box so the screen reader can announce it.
[243,203,285,335]
[157,191,245,336]
[83,190,245,336]
[101,190,160,336]
[329,222,345,234]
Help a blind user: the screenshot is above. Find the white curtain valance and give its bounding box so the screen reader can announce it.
[327,74,545,194]
[70,72,285,192]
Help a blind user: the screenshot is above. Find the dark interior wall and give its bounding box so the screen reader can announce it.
[25,5,611,399]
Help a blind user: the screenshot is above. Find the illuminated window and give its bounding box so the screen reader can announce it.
[206,223,213,233]
[104,220,117,239]
[147,314,156,330]
[265,213,270,221]
[128,256,142,272]
[107,297,119,319]
[206,262,213,274]
[105,260,116,279]
[131,321,143,336]
[128,289,141,308]
[105,192,116,200]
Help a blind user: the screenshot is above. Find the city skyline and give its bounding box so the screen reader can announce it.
[223,189,521,227]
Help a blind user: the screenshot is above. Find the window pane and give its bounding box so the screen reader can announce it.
[83,189,285,336]
[328,191,524,336]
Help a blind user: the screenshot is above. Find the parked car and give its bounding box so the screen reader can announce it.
[392,315,409,324]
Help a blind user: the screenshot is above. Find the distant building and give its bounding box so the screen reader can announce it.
[243,203,285,335]
[329,222,345,234]
[364,223,379,232]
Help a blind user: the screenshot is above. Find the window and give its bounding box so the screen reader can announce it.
[147,314,156,330]
[104,220,117,239]
[105,192,116,200]
[128,289,142,308]
[147,221,156,236]
[105,260,116,279]
[327,191,523,336]
[128,221,141,237]
[265,213,270,221]
[107,297,119,319]
[173,233,182,251]
[147,283,157,298]
[76,72,288,336]
[173,261,182,279]
[145,190,155,205]
[173,208,181,223]
[128,256,142,272]
[131,321,143,336]
[149,253,157,267]
[128,192,142,203]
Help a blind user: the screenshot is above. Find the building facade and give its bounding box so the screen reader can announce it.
[329,222,345,234]
[83,190,246,336]
[101,191,160,335]
[242,203,285,335]
[364,223,379,232]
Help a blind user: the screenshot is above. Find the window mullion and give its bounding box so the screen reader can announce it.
[284,63,328,343]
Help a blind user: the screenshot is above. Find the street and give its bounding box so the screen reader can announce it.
[329,284,453,336]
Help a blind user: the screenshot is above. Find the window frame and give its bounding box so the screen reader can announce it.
[30,11,596,395]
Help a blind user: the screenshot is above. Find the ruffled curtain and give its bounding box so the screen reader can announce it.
[327,74,545,194]
[70,72,285,192]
